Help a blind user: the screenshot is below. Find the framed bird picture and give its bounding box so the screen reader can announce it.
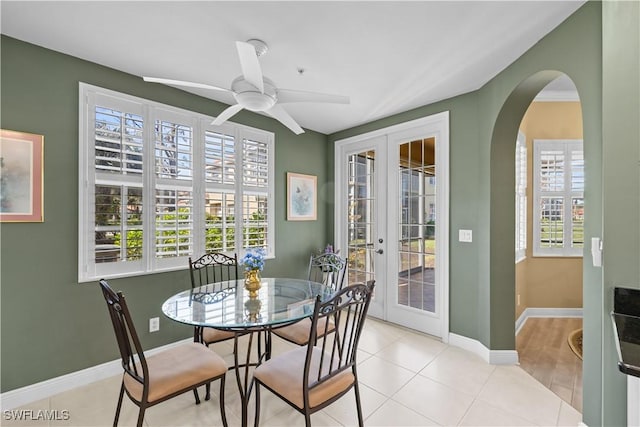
[287,172,317,221]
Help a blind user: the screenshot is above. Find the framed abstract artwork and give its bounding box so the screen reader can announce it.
[287,172,317,221]
[0,129,44,222]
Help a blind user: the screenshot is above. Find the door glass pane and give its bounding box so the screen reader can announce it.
[346,151,376,288]
[398,138,436,313]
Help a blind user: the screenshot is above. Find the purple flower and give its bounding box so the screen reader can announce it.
[323,244,339,254]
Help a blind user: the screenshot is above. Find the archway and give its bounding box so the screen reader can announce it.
[513,74,584,412]
[489,67,593,413]
[489,70,566,350]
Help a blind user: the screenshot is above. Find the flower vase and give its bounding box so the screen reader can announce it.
[244,269,262,298]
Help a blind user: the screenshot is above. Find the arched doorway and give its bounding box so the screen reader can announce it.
[488,69,596,417]
[488,70,566,350]
[513,74,584,412]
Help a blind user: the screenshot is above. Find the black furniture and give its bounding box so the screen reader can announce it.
[252,282,375,427]
[98,280,228,427]
[612,286,640,377]
[189,252,241,399]
[189,255,241,351]
[162,277,334,427]
[272,253,348,346]
[306,252,348,290]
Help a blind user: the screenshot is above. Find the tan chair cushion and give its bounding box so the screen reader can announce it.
[253,346,354,409]
[202,327,235,344]
[273,317,335,346]
[123,342,227,403]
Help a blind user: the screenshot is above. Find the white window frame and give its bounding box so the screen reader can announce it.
[78,83,275,282]
[533,139,584,257]
[515,131,527,263]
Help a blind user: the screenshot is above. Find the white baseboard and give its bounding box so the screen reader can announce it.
[0,338,191,410]
[448,333,519,365]
[515,307,583,335]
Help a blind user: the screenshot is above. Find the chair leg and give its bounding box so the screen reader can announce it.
[353,379,364,427]
[113,382,125,427]
[203,339,212,400]
[304,410,311,427]
[219,375,228,427]
[193,387,201,405]
[136,407,145,427]
[253,381,261,427]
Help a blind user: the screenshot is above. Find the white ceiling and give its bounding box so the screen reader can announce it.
[1,1,585,135]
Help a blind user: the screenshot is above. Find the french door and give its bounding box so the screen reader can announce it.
[334,112,449,338]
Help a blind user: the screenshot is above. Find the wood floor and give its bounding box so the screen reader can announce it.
[516,317,583,413]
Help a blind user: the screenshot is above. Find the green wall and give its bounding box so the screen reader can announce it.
[602,1,640,425]
[0,35,328,392]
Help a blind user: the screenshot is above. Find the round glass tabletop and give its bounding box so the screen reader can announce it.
[162,277,333,330]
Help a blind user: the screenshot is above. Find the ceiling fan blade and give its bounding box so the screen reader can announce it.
[277,89,350,105]
[212,104,244,126]
[236,41,264,93]
[265,104,304,135]
[143,77,231,93]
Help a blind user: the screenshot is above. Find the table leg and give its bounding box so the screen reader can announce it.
[232,329,271,427]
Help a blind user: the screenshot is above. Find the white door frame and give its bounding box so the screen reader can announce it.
[334,135,388,318]
[334,111,450,340]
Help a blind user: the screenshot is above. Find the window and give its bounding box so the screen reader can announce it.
[533,139,584,257]
[79,84,274,282]
[515,131,527,262]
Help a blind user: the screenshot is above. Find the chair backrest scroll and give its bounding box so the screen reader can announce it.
[307,253,348,291]
[189,252,239,288]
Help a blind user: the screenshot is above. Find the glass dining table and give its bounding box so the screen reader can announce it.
[161,277,334,427]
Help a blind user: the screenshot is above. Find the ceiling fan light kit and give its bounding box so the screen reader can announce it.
[231,76,277,111]
[143,39,350,135]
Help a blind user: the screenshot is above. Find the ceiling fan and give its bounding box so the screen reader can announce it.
[143,39,350,135]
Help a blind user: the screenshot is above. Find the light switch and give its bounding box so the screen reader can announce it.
[591,237,602,267]
[459,229,473,243]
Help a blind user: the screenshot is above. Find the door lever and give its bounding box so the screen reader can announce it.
[376,249,384,254]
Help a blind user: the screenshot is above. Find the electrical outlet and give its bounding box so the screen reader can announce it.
[149,317,159,332]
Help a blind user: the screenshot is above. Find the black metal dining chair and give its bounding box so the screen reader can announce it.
[98,279,228,427]
[272,253,348,346]
[189,252,239,348]
[189,252,245,399]
[253,282,375,427]
[306,252,348,290]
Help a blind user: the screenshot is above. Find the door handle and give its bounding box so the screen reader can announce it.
[376,249,384,254]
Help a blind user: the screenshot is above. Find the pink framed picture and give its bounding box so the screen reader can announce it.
[0,129,44,222]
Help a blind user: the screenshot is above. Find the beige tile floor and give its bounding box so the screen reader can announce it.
[2,318,582,426]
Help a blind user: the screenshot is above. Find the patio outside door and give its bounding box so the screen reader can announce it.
[335,112,449,338]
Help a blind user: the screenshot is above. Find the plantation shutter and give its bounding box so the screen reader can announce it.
[153,112,194,268]
[533,140,584,256]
